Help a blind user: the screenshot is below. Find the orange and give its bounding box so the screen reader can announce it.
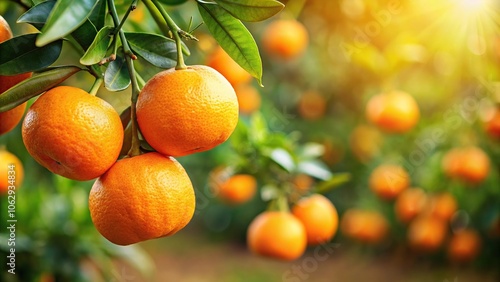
[136,65,239,157]
[366,90,420,133]
[262,19,309,60]
[321,138,344,166]
[22,86,123,180]
[247,211,307,260]
[369,164,410,200]
[235,84,261,115]
[297,91,327,120]
[216,174,257,205]
[89,152,195,245]
[0,15,32,136]
[408,216,447,252]
[206,46,251,86]
[448,229,481,263]
[394,188,427,223]
[485,107,500,139]
[340,209,389,244]
[349,124,382,163]
[292,173,314,194]
[292,194,339,245]
[0,149,24,194]
[429,192,457,222]
[442,146,490,184]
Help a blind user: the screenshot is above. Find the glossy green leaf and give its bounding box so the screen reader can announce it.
[80,26,114,65]
[89,0,107,30]
[125,32,177,69]
[0,66,82,112]
[157,0,188,5]
[297,160,332,180]
[72,20,98,50]
[0,34,62,75]
[198,2,263,85]
[316,173,351,193]
[104,56,131,91]
[270,148,295,172]
[17,0,56,30]
[37,0,98,46]
[216,0,284,22]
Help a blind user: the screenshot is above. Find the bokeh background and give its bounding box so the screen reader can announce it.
[1,0,499,281]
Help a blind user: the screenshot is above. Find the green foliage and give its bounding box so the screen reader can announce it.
[104,55,131,91]
[216,0,284,22]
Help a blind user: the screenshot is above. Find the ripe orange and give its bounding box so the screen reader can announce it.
[394,188,427,223]
[247,211,307,260]
[262,19,309,60]
[292,194,339,245]
[89,152,195,245]
[206,46,251,86]
[22,86,123,180]
[366,90,420,133]
[485,107,500,139]
[321,138,344,166]
[349,124,382,163]
[408,216,447,252]
[442,146,490,184]
[235,84,261,115]
[0,15,32,136]
[292,173,314,194]
[429,192,457,222]
[448,229,481,263]
[136,65,239,157]
[297,91,327,120]
[369,164,410,200]
[215,174,257,205]
[340,209,389,244]
[0,149,24,194]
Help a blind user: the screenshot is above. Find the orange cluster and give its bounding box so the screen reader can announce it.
[248,194,338,260]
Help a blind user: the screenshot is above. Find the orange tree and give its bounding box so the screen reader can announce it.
[0,0,292,279]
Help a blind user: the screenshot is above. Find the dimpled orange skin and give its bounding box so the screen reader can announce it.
[206,47,252,86]
[394,188,427,223]
[448,229,481,263]
[22,86,123,181]
[0,150,24,194]
[408,216,447,252]
[366,91,420,133]
[262,19,309,60]
[247,211,307,260]
[340,209,389,244]
[217,174,257,205]
[369,164,410,200]
[292,194,339,245]
[136,65,239,157]
[0,15,31,136]
[89,153,195,246]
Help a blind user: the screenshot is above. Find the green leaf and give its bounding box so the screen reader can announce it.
[125,32,177,69]
[72,20,98,50]
[297,160,332,180]
[269,148,295,172]
[0,34,62,75]
[37,0,98,47]
[89,0,107,30]
[157,0,188,5]
[80,26,114,65]
[0,66,82,112]
[298,142,325,160]
[316,173,351,193]
[215,0,284,22]
[104,56,131,91]
[17,0,56,30]
[198,2,263,85]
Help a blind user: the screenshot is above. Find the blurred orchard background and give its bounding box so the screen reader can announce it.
[1,0,500,281]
